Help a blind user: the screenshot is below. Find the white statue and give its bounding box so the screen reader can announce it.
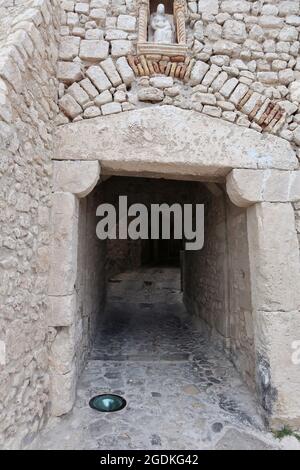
[150,4,174,44]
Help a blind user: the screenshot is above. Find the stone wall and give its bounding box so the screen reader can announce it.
[56,0,300,149]
[102,176,203,275]
[75,186,106,378]
[184,189,255,390]
[0,0,60,449]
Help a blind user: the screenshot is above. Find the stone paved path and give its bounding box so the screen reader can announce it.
[32,268,287,450]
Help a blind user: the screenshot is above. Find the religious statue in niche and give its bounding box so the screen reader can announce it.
[137,0,188,56]
[149,4,174,44]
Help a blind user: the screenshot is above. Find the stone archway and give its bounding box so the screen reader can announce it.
[50,106,300,428]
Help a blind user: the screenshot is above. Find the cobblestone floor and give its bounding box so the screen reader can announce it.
[32,268,293,450]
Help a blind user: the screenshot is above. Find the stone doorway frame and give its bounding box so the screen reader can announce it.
[49,107,300,428]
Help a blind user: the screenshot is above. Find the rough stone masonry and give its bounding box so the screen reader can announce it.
[0,0,300,450]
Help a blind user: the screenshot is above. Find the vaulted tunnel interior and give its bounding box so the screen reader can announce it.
[72,175,254,394]
[39,172,278,450]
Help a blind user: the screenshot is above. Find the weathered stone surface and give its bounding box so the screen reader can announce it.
[227,170,264,207]
[198,0,218,15]
[254,310,300,428]
[86,65,111,92]
[48,193,79,296]
[115,57,135,86]
[289,81,300,103]
[53,161,100,197]
[80,78,99,99]
[59,94,82,119]
[57,61,83,84]
[94,90,112,106]
[67,82,89,106]
[227,169,300,205]
[54,107,298,178]
[247,202,300,312]
[221,1,250,14]
[79,40,109,61]
[59,36,80,60]
[149,76,173,89]
[101,102,122,115]
[223,20,247,44]
[137,87,164,102]
[49,293,76,327]
[111,40,132,57]
[189,61,210,86]
[117,14,136,32]
[100,58,122,86]
[50,365,76,416]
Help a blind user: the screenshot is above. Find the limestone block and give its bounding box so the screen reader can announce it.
[86,65,111,92]
[57,61,83,84]
[114,90,126,102]
[192,92,216,106]
[100,58,122,86]
[223,20,247,44]
[247,202,300,312]
[229,83,249,105]
[79,40,109,61]
[59,94,82,119]
[262,171,291,202]
[213,40,240,56]
[111,40,133,57]
[106,29,128,40]
[149,76,173,89]
[95,90,112,106]
[279,1,299,16]
[53,161,100,197]
[80,78,99,99]
[226,169,264,207]
[254,310,300,427]
[49,293,76,327]
[84,106,101,118]
[75,3,89,15]
[227,169,300,205]
[138,87,164,102]
[202,64,221,87]
[85,29,104,40]
[189,61,210,86]
[59,36,80,60]
[202,105,222,117]
[117,14,136,31]
[279,26,298,42]
[210,71,228,92]
[115,57,135,86]
[48,193,79,296]
[50,326,76,375]
[221,1,250,14]
[289,81,300,103]
[242,92,261,114]
[54,106,298,177]
[219,78,239,98]
[198,0,218,15]
[279,69,294,85]
[50,365,76,416]
[90,8,106,25]
[257,72,278,85]
[101,102,122,115]
[67,82,89,106]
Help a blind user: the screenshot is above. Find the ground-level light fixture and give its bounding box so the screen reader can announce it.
[89,394,127,412]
